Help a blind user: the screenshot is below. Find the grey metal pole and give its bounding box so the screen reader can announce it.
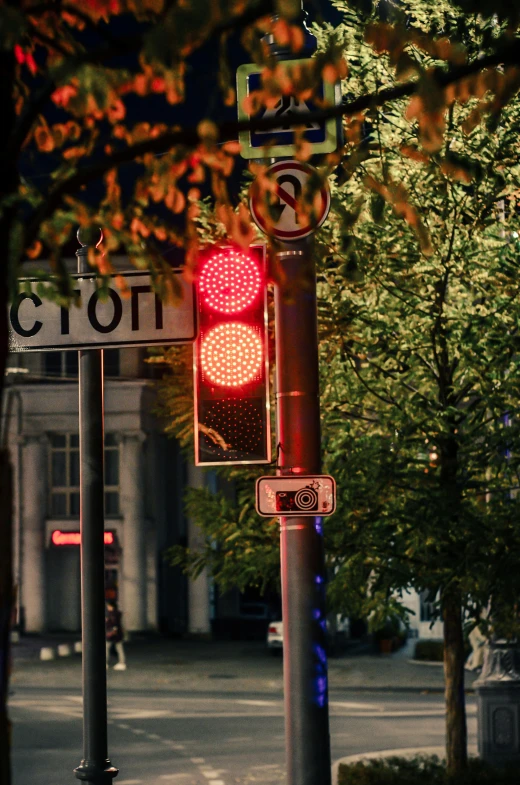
[275,241,331,785]
[73,227,118,785]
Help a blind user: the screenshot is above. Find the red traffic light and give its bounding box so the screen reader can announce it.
[199,247,262,314]
[201,322,263,387]
[194,244,270,466]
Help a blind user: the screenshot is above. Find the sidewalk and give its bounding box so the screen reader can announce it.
[10,634,479,694]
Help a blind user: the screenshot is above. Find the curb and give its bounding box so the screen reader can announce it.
[331,745,479,785]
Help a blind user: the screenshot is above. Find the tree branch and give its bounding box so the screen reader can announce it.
[22,37,520,248]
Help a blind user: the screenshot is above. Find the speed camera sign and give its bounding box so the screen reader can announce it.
[256,475,336,517]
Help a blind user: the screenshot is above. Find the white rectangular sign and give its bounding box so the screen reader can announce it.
[9,271,196,352]
[256,475,336,517]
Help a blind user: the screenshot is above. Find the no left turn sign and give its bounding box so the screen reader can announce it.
[249,160,330,241]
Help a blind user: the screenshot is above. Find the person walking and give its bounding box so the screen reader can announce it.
[105,600,127,671]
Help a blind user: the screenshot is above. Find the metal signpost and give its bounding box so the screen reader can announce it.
[73,229,116,785]
[272,239,333,785]
[239,9,339,784]
[9,228,196,784]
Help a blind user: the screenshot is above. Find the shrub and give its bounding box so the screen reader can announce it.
[413,639,444,661]
[337,756,519,785]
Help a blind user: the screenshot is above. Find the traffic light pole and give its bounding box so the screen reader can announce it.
[274,240,332,785]
[74,229,118,785]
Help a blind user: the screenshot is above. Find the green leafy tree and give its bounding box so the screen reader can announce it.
[318,2,520,775]
[157,1,520,777]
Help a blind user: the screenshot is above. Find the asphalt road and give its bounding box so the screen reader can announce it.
[10,686,477,785]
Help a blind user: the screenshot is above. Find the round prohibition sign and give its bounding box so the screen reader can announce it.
[249,160,331,241]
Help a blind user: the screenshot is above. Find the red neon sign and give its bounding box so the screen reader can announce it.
[52,530,115,546]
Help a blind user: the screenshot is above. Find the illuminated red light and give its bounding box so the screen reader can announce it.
[201,323,263,387]
[52,530,114,546]
[199,249,262,313]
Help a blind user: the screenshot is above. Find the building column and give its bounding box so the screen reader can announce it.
[120,431,147,632]
[187,463,211,635]
[21,434,47,633]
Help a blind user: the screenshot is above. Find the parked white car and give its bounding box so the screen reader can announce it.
[267,621,284,652]
[267,616,350,654]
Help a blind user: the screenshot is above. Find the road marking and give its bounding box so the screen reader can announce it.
[201,771,220,779]
[327,709,447,718]
[190,758,205,764]
[208,781,224,785]
[110,709,171,719]
[147,733,161,740]
[117,780,143,784]
[117,723,130,729]
[330,701,384,711]
[131,728,145,735]
[235,699,277,707]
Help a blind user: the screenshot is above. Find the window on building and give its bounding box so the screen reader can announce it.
[104,350,120,377]
[44,350,119,379]
[49,433,120,517]
[45,352,78,379]
[104,433,119,515]
[419,590,437,622]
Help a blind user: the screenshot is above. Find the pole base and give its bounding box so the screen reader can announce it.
[74,760,119,783]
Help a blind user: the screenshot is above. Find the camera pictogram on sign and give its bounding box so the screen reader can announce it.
[276,486,319,513]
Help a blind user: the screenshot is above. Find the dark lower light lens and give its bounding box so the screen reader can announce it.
[198,398,266,461]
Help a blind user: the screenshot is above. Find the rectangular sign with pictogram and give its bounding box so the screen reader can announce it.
[256,475,336,517]
[9,270,196,352]
[236,60,339,159]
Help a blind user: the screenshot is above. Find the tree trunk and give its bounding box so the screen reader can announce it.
[0,451,13,785]
[443,590,467,775]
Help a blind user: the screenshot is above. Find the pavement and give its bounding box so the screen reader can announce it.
[10,632,480,693]
[10,634,481,783]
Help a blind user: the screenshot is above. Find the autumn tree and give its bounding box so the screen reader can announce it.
[0,3,345,782]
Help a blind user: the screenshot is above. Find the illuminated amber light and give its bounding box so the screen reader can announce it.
[199,249,262,313]
[201,323,263,386]
[52,530,114,546]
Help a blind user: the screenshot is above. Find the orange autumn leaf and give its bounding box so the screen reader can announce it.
[165,187,186,214]
[289,25,305,53]
[34,126,55,152]
[400,145,430,164]
[26,240,42,259]
[63,146,86,159]
[114,274,131,299]
[51,84,78,108]
[272,18,291,46]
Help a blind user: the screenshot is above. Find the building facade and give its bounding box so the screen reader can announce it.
[2,344,206,635]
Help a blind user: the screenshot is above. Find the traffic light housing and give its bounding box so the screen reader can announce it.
[194,244,271,466]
